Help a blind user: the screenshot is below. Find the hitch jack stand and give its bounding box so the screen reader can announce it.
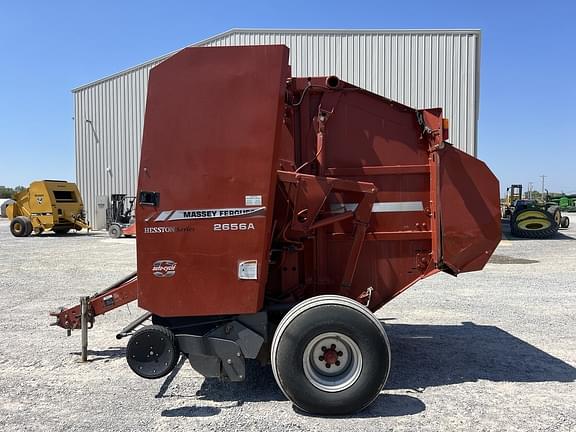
[80,296,89,362]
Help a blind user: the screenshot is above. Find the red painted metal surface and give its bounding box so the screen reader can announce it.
[438,147,501,273]
[136,46,290,316]
[122,222,136,237]
[125,45,501,317]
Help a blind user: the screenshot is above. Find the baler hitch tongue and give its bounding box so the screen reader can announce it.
[49,271,138,335]
[50,304,93,335]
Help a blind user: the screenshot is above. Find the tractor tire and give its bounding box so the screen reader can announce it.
[109,224,122,238]
[510,208,559,239]
[547,205,562,226]
[10,216,32,237]
[271,295,391,415]
[560,216,570,229]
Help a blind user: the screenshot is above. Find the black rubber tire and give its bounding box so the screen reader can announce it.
[126,325,179,379]
[23,218,33,236]
[547,205,561,226]
[10,216,32,237]
[510,209,559,239]
[53,227,71,235]
[560,216,570,229]
[271,295,390,415]
[108,224,122,238]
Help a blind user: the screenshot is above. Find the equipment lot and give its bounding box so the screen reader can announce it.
[0,219,574,431]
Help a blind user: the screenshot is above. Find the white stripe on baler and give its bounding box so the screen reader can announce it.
[154,211,173,221]
[330,201,424,213]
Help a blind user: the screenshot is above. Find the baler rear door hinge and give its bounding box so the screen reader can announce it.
[416,109,444,152]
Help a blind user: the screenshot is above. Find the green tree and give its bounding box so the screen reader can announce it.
[0,185,25,199]
[524,190,542,200]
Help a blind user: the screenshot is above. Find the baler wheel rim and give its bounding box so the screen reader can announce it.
[302,331,363,392]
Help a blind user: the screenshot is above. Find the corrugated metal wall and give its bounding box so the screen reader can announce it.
[74,59,165,228]
[203,30,480,154]
[73,29,480,228]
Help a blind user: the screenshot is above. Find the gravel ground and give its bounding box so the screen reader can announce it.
[0,218,575,431]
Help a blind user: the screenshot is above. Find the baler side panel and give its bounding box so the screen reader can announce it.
[286,83,438,310]
[136,46,290,317]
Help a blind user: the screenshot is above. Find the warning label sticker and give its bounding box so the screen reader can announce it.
[245,195,263,206]
[238,260,258,280]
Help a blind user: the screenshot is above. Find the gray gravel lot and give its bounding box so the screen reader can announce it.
[0,218,575,431]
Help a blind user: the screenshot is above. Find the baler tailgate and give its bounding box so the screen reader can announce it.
[438,146,501,273]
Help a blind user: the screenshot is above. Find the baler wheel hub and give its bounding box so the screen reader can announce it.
[319,345,341,365]
[303,332,362,392]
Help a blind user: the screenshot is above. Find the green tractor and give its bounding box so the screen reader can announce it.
[547,194,576,213]
[502,184,569,238]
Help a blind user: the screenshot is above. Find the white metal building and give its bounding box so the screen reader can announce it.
[73,28,481,229]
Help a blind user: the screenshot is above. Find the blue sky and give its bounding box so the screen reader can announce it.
[1,1,574,194]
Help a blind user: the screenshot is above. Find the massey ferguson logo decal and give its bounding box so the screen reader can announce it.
[152,207,266,222]
[152,260,177,278]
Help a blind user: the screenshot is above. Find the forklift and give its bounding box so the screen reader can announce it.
[106,194,136,238]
